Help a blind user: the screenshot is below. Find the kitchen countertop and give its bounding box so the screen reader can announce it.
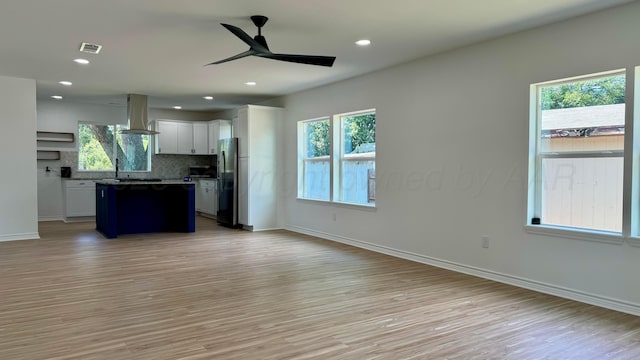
[95,179,195,185]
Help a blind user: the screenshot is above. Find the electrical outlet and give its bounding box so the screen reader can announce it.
[481,236,489,248]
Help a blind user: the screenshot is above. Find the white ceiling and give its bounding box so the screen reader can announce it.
[0,0,633,111]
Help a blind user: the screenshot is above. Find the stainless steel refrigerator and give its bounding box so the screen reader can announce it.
[217,137,238,227]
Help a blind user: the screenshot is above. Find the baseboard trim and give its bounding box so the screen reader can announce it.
[63,216,95,223]
[251,227,282,232]
[0,232,40,242]
[285,224,640,317]
[38,216,63,222]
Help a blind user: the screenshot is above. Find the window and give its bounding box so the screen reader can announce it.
[299,118,331,200]
[298,109,376,206]
[334,111,376,205]
[528,70,625,233]
[78,123,151,172]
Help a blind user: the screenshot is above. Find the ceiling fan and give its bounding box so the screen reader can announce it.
[207,15,336,67]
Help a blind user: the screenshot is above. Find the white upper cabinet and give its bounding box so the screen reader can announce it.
[192,122,209,154]
[176,122,194,154]
[207,119,231,155]
[235,107,250,158]
[208,121,218,155]
[154,120,210,155]
[155,121,178,154]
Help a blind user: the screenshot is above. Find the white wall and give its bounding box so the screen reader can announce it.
[37,100,224,130]
[36,100,221,220]
[0,76,38,241]
[36,101,126,221]
[281,2,640,314]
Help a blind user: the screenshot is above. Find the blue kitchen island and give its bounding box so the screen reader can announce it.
[95,180,195,239]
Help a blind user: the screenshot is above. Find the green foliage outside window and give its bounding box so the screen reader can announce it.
[78,124,114,171]
[541,75,625,110]
[304,112,376,157]
[343,113,375,154]
[305,120,330,158]
[78,123,150,172]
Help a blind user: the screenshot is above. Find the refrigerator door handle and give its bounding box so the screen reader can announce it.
[221,150,226,185]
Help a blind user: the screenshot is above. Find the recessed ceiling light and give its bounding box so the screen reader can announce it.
[51,95,63,100]
[73,58,90,65]
[355,39,371,46]
[58,81,72,86]
[245,81,257,86]
[173,106,182,110]
[203,96,214,100]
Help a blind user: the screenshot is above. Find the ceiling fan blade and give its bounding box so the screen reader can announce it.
[205,49,257,66]
[260,53,336,67]
[220,23,269,53]
[211,17,337,67]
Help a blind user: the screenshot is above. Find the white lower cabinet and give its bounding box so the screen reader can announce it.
[197,179,217,217]
[63,180,96,221]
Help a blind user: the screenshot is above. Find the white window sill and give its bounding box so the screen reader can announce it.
[334,200,376,209]
[296,197,331,205]
[524,224,624,245]
[626,237,640,247]
[296,197,376,210]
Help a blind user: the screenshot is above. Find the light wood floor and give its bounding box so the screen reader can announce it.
[1,219,639,360]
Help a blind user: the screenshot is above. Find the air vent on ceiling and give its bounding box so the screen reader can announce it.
[79,42,102,54]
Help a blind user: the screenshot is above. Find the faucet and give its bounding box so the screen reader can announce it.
[115,158,119,179]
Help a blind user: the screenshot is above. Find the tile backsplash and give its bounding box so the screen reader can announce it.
[58,152,214,179]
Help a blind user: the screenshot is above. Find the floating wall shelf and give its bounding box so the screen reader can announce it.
[37,150,61,160]
[36,131,74,143]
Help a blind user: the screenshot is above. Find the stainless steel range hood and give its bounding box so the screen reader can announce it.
[120,94,158,135]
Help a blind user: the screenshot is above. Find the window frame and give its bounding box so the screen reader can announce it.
[526,69,627,242]
[77,121,151,173]
[333,109,376,206]
[297,117,332,201]
[297,109,376,208]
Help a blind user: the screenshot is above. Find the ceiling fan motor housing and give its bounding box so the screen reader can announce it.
[251,15,269,29]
